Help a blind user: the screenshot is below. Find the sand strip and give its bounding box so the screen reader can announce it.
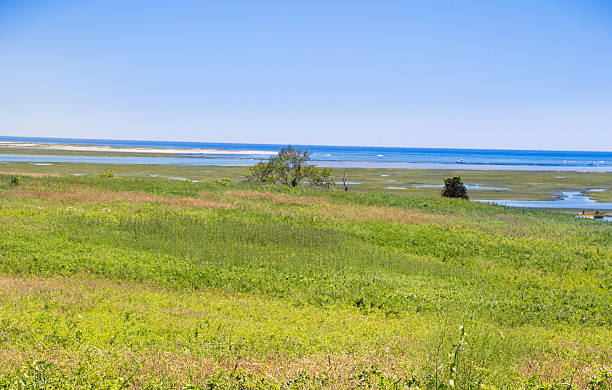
[0,142,276,155]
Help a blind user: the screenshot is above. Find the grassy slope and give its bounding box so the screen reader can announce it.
[0,174,610,389]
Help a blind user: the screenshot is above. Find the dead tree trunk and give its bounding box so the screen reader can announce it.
[343,169,349,191]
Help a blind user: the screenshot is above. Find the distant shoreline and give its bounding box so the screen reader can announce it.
[0,142,277,156]
[1,137,610,172]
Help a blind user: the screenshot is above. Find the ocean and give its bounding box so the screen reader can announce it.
[1,136,611,171]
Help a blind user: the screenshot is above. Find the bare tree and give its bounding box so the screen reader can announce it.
[342,169,349,191]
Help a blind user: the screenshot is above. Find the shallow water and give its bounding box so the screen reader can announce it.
[167,177,190,181]
[0,153,254,166]
[2,152,611,171]
[2,136,612,171]
[474,191,612,210]
[414,184,510,190]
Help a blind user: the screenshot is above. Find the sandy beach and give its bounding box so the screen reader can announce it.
[0,142,277,155]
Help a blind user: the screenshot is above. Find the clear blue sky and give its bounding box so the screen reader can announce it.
[1,1,611,150]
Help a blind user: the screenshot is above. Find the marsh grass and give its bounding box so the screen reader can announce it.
[2,161,611,202]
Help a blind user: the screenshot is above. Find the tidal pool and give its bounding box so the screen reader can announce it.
[474,191,612,211]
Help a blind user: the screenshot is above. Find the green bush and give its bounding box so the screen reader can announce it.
[442,176,468,199]
[246,146,333,188]
[98,170,114,178]
[10,175,21,185]
[215,178,232,186]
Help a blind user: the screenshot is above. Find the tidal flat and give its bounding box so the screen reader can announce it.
[2,161,611,203]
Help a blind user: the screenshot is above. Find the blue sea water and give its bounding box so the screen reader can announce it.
[1,136,611,171]
[475,192,612,211]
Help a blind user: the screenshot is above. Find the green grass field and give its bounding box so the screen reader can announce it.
[0,172,610,389]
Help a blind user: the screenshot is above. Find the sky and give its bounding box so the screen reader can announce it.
[1,1,611,150]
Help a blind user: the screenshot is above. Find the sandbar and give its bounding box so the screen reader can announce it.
[0,142,276,156]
